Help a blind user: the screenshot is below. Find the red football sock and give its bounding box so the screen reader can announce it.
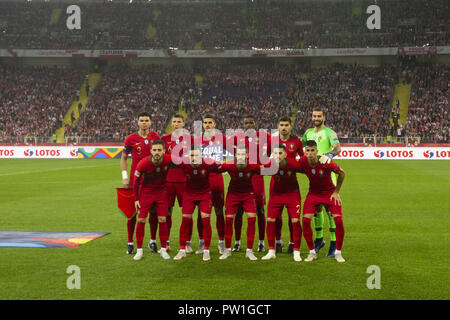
[266,220,276,250]
[216,213,225,241]
[127,216,137,243]
[292,220,302,251]
[234,210,243,241]
[197,210,204,240]
[158,221,168,249]
[246,216,256,250]
[257,208,265,241]
[288,218,294,243]
[302,217,314,250]
[179,216,191,250]
[333,215,345,251]
[149,211,158,241]
[275,218,282,241]
[135,221,145,249]
[224,216,234,249]
[202,216,212,250]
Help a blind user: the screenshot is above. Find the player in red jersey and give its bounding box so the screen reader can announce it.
[172,146,220,262]
[261,144,303,262]
[132,140,173,261]
[161,114,193,252]
[121,112,160,255]
[272,116,304,254]
[299,140,346,263]
[194,114,226,254]
[230,115,272,253]
[217,145,262,261]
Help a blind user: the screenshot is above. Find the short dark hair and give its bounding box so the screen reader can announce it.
[190,145,203,152]
[312,108,324,114]
[242,114,255,120]
[236,145,248,152]
[203,113,216,121]
[305,140,317,147]
[172,114,185,121]
[273,143,286,151]
[151,139,165,148]
[278,116,292,124]
[138,111,151,120]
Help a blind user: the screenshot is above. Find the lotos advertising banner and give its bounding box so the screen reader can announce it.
[334,147,450,160]
[0,146,449,159]
[0,147,78,158]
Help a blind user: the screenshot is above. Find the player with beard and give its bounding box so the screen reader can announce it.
[121,112,160,255]
[230,115,271,253]
[132,140,173,261]
[272,116,304,254]
[301,108,341,257]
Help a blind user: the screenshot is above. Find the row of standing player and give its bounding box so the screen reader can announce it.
[120,109,345,262]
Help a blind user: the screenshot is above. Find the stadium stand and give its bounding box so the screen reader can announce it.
[0,0,448,50]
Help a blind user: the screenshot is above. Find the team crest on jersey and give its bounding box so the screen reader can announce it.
[280,170,284,176]
[144,139,149,145]
[209,141,213,146]
[317,136,322,142]
[193,169,198,175]
[248,137,253,143]
[176,139,180,144]
[156,167,161,172]
[239,172,243,178]
[311,169,316,175]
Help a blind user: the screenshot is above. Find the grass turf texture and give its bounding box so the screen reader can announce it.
[0,159,448,300]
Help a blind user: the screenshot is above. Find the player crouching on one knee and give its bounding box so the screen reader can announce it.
[300,140,346,263]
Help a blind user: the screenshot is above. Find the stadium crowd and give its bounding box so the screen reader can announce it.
[0,0,448,50]
[405,63,449,143]
[71,64,194,140]
[0,61,448,143]
[0,65,84,142]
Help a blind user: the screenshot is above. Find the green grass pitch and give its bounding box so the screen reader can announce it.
[0,159,449,300]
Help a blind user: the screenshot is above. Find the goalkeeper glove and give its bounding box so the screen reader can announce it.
[319,152,337,164]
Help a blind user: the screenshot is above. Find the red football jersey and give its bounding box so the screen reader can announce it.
[123,131,160,184]
[266,158,302,194]
[298,156,341,196]
[180,162,220,195]
[194,131,226,177]
[217,161,261,193]
[278,135,304,160]
[161,133,192,183]
[133,154,172,200]
[229,130,272,165]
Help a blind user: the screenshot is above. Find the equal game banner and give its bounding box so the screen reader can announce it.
[0,146,449,159]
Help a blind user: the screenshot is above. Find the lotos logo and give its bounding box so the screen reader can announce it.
[24,149,34,157]
[0,149,15,157]
[423,150,434,158]
[338,150,365,158]
[374,150,385,158]
[70,149,78,157]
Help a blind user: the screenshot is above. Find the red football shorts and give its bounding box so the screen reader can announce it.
[209,174,224,207]
[225,192,257,216]
[138,190,168,219]
[303,192,343,216]
[251,174,266,207]
[166,181,186,208]
[182,192,213,215]
[267,191,302,219]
